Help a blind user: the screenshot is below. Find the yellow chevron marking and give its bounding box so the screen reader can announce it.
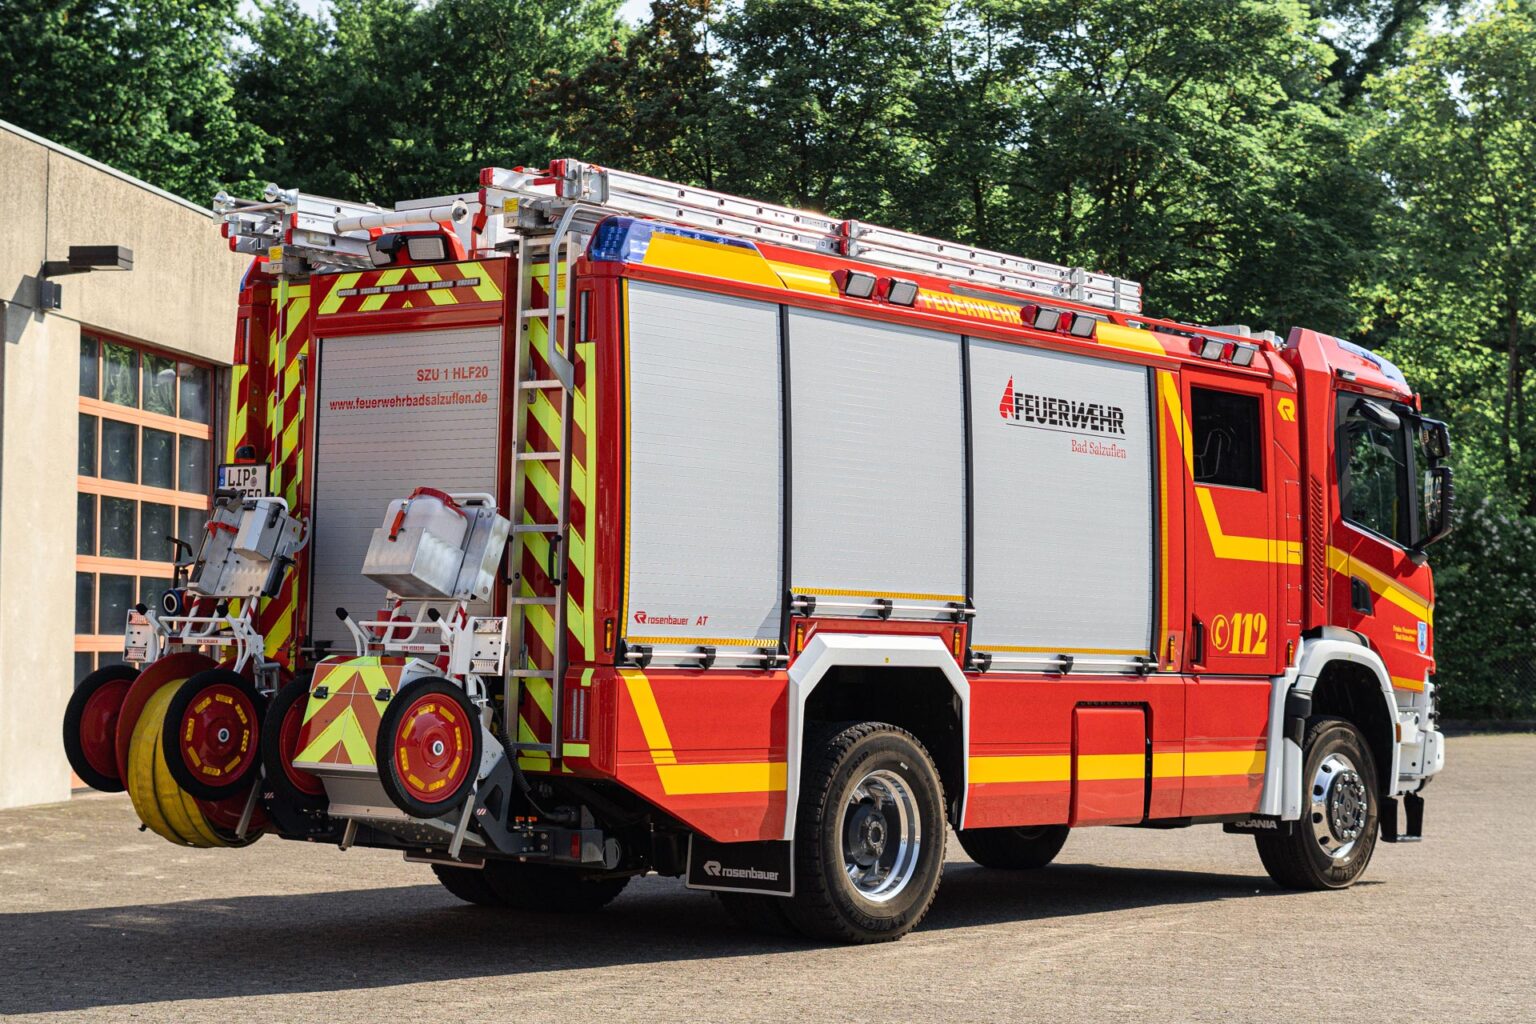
[318,274,360,315]
[528,389,561,443]
[409,265,458,307]
[357,269,406,312]
[459,262,503,303]
[282,297,309,344]
[265,610,292,659]
[525,677,554,722]
[516,715,552,772]
[524,457,560,518]
[1328,546,1433,625]
[522,581,556,654]
[293,705,374,766]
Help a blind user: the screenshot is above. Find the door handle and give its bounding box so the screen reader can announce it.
[1190,616,1205,664]
[1350,576,1374,615]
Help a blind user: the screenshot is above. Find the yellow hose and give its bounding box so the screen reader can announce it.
[125,681,230,849]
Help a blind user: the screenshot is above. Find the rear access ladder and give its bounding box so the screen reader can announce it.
[505,232,581,768]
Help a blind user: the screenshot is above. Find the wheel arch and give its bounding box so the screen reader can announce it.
[1292,638,1400,802]
[785,634,969,840]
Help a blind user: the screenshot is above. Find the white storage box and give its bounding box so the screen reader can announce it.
[362,488,507,600]
[189,497,305,599]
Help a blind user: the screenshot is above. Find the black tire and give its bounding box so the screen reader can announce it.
[260,672,329,813]
[956,824,1070,869]
[376,678,482,819]
[717,892,799,937]
[1256,716,1380,890]
[432,864,503,907]
[782,722,946,944]
[482,861,629,912]
[161,669,268,801]
[63,664,139,793]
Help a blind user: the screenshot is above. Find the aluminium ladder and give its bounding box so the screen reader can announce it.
[505,231,581,769]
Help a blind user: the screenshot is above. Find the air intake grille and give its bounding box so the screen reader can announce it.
[1307,475,1327,605]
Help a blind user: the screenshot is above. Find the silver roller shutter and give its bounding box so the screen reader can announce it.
[969,339,1154,656]
[787,308,966,605]
[310,326,502,650]
[623,282,783,646]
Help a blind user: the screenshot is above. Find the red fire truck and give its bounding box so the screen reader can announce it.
[64,160,1451,943]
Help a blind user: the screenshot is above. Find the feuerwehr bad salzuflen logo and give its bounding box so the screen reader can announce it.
[998,375,1130,459]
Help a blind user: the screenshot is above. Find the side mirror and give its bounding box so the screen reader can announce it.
[1420,418,1452,462]
[1419,465,1454,550]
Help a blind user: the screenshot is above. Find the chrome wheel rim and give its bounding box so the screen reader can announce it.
[841,768,922,903]
[1310,752,1368,859]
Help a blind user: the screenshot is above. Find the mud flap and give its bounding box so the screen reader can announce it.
[1380,791,1425,843]
[685,835,794,897]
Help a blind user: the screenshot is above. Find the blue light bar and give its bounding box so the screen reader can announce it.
[1337,338,1408,387]
[588,217,759,264]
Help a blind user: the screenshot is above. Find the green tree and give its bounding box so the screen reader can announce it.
[233,0,621,203]
[0,0,264,200]
[537,0,734,188]
[1364,1,1536,504]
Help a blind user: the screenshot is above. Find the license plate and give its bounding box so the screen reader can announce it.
[217,463,269,498]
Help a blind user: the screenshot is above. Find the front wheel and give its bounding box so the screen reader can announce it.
[956,824,1069,869]
[782,722,946,943]
[1256,716,1379,890]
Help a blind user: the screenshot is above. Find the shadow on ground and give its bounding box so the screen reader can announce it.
[0,861,1291,1014]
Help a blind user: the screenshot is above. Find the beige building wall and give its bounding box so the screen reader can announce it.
[0,121,247,809]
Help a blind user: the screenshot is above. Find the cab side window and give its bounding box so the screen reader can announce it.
[1338,397,1415,547]
[1190,387,1263,489]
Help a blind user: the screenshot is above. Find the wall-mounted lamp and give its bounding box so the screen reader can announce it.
[38,245,134,310]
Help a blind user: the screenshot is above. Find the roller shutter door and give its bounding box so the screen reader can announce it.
[310,326,502,650]
[969,339,1154,657]
[623,282,783,646]
[787,309,966,605]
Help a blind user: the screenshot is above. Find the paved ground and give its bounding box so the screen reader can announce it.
[1,733,1531,1023]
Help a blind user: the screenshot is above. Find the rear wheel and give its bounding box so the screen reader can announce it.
[956,824,1069,870]
[432,864,503,907]
[260,672,328,813]
[483,862,629,912]
[63,664,138,792]
[162,669,267,801]
[376,678,481,819]
[1256,716,1380,890]
[781,722,945,944]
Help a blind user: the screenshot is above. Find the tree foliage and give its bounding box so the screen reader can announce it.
[0,0,264,199]
[4,0,1536,715]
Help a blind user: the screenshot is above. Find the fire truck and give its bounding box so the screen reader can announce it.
[63,160,1452,943]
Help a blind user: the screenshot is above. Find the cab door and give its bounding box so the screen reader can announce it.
[1331,392,1436,694]
[1179,372,1281,676]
